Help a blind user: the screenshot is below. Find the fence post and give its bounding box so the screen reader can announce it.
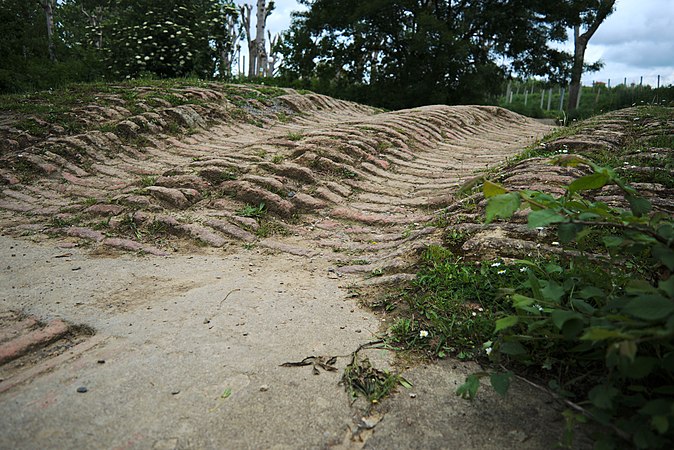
[547,88,552,111]
[559,88,565,111]
[540,89,545,109]
[608,78,611,88]
[658,75,661,89]
[524,89,528,106]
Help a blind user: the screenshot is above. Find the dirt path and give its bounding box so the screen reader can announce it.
[0,90,574,449]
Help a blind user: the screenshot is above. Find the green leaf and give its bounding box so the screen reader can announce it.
[618,340,637,362]
[485,193,521,224]
[651,416,669,434]
[551,310,583,330]
[500,340,527,356]
[398,377,413,389]
[512,294,536,309]
[571,299,596,314]
[588,384,619,409]
[602,235,624,248]
[456,373,486,400]
[550,154,590,167]
[489,371,513,397]
[659,276,674,298]
[495,315,519,332]
[483,180,507,198]
[580,327,631,341]
[578,286,605,300]
[220,387,232,399]
[623,295,674,321]
[653,245,674,271]
[626,194,652,217]
[558,223,583,243]
[640,399,671,416]
[568,172,610,194]
[527,209,565,228]
[541,281,565,303]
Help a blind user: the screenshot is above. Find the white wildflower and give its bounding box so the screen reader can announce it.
[534,304,544,312]
[520,267,527,272]
[497,270,506,275]
[419,330,429,338]
[485,347,493,356]
[490,262,501,267]
[472,312,477,317]
[551,241,560,246]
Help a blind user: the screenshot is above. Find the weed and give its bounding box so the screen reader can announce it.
[82,197,98,207]
[286,131,303,141]
[271,154,285,164]
[276,112,291,123]
[255,218,289,238]
[342,351,411,404]
[139,175,157,187]
[254,149,268,159]
[237,202,266,219]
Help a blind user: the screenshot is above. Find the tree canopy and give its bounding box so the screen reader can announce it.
[278,0,610,109]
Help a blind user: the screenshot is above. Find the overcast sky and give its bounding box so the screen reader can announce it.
[236,0,674,87]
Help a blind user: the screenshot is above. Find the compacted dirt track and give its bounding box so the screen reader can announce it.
[0,86,571,449]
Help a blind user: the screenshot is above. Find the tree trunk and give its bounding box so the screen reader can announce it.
[240,4,255,77]
[568,26,587,113]
[567,0,616,113]
[39,0,56,61]
[254,0,268,78]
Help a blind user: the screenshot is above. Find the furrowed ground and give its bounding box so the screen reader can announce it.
[1,81,670,449]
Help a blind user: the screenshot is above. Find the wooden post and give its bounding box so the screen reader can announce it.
[540,89,545,109]
[658,75,661,88]
[547,88,552,111]
[608,78,611,88]
[508,91,513,104]
[595,88,601,105]
[524,89,528,106]
[624,77,627,86]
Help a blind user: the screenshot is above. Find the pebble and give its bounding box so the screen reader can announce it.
[77,387,88,393]
[259,385,269,392]
[409,393,417,398]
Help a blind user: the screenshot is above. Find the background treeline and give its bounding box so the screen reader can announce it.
[2,0,671,118]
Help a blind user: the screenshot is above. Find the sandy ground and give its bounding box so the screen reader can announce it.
[0,234,588,449]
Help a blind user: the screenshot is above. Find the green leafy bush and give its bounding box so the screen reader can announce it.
[460,156,674,448]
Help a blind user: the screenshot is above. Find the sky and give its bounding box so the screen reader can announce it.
[235,0,674,87]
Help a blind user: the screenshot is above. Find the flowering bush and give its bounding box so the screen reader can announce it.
[104,0,237,79]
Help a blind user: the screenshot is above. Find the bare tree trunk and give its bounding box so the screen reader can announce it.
[267,30,281,77]
[81,6,106,49]
[568,0,616,113]
[39,0,56,61]
[254,0,268,78]
[239,4,255,77]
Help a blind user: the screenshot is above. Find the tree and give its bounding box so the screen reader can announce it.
[37,0,57,61]
[239,1,275,78]
[279,0,573,109]
[563,0,616,112]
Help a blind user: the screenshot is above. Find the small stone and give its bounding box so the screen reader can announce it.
[355,329,362,333]
[259,385,269,392]
[409,393,417,398]
[203,318,210,324]
[97,360,105,364]
[171,390,180,395]
[77,387,88,393]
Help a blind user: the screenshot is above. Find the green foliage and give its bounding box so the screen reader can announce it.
[104,0,237,79]
[278,1,577,109]
[459,161,674,448]
[236,202,266,219]
[398,245,531,358]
